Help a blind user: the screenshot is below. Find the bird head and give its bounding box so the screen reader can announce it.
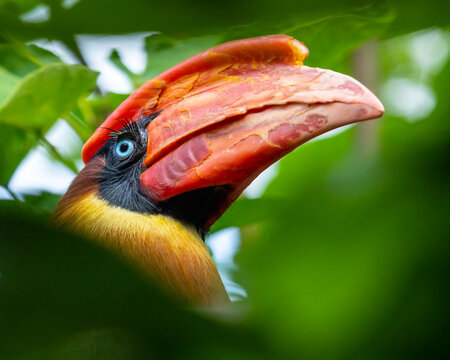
[53,35,384,304]
[81,35,383,232]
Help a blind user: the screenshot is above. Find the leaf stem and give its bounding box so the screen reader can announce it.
[64,112,92,141]
[39,136,78,174]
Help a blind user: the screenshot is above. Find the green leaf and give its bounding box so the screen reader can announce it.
[0,63,98,129]
[224,3,394,68]
[384,0,450,38]
[0,66,19,106]
[0,64,97,185]
[1,0,444,45]
[0,42,62,77]
[22,190,61,214]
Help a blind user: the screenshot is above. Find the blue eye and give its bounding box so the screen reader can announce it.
[115,139,135,158]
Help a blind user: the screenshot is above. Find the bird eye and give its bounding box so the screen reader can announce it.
[115,138,135,158]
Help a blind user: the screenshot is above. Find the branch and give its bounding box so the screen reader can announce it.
[352,40,381,159]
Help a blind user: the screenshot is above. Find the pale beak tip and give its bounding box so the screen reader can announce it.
[370,93,385,116]
[360,86,384,119]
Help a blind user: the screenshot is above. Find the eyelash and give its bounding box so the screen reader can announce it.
[101,118,140,139]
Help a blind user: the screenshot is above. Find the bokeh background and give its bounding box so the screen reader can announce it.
[0,0,448,359]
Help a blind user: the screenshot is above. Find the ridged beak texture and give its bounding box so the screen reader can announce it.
[82,35,384,227]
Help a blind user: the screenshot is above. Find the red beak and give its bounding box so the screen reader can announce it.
[82,35,384,227]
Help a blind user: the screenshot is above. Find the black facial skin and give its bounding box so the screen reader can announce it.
[96,113,230,238]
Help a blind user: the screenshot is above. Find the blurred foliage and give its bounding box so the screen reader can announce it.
[0,213,271,360]
[0,0,448,359]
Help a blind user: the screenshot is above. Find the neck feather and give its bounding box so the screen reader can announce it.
[53,170,230,305]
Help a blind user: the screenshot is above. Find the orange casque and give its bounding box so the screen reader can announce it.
[82,35,311,163]
[82,35,383,227]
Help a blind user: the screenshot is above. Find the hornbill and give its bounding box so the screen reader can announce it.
[52,35,384,306]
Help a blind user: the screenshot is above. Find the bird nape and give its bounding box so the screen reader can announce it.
[52,35,384,306]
